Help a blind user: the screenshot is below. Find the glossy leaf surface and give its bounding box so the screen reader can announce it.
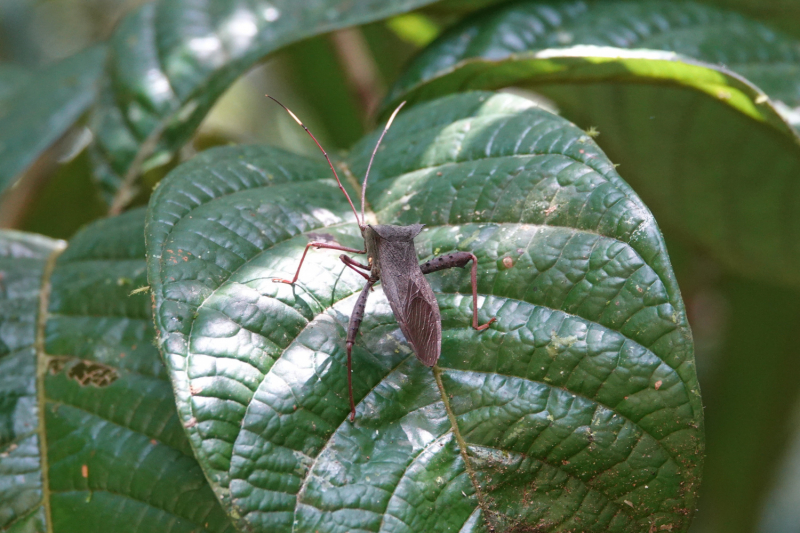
[0,46,106,194]
[0,211,235,533]
[147,91,703,532]
[384,0,800,286]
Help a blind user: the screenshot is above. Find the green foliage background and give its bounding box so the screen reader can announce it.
[1,0,799,532]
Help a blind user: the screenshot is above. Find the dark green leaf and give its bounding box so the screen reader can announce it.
[0,211,235,533]
[0,231,61,533]
[147,91,703,533]
[0,46,106,194]
[90,0,507,210]
[383,0,800,287]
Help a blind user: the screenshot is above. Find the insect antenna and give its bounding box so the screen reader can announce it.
[361,101,406,223]
[267,95,364,229]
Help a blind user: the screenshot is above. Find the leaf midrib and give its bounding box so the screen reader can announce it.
[34,241,67,533]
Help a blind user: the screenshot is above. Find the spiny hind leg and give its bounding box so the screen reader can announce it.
[420,252,496,331]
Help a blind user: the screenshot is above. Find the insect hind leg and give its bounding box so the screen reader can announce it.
[420,252,496,331]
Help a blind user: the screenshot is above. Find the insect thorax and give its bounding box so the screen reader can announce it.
[363,224,425,279]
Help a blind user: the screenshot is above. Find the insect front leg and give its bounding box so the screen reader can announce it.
[272,241,366,284]
[340,254,371,281]
[420,252,496,331]
[346,277,376,422]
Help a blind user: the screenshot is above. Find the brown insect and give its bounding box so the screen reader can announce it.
[268,96,496,421]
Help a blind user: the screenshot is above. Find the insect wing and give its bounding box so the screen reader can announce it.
[381,260,441,366]
[398,273,442,366]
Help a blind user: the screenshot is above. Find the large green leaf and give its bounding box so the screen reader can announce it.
[383,0,800,287]
[90,0,511,211]
[146,91,703,532]
[0,211,235,533]
[0,46,106,195]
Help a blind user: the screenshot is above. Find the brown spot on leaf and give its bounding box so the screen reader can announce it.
[47,356,70,375]
[67,361,119,387]
[81,464,88,478]
[48,357,118,387]
[502,257,514,268]
[655,380,663,390]
[184,417,198,428]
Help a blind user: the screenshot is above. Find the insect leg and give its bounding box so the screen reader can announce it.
[272,242,366,284]
[420,252,496,331]
[340,254,371,281]
[346,278,376,422]
[340,254,370,271]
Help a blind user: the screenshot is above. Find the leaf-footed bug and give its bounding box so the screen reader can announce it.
[268,96,496,421]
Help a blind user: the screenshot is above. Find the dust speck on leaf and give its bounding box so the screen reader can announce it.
[546,333,578,359]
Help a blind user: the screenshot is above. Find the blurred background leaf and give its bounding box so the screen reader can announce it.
[0,45,106,196]
[86,0,491,213]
